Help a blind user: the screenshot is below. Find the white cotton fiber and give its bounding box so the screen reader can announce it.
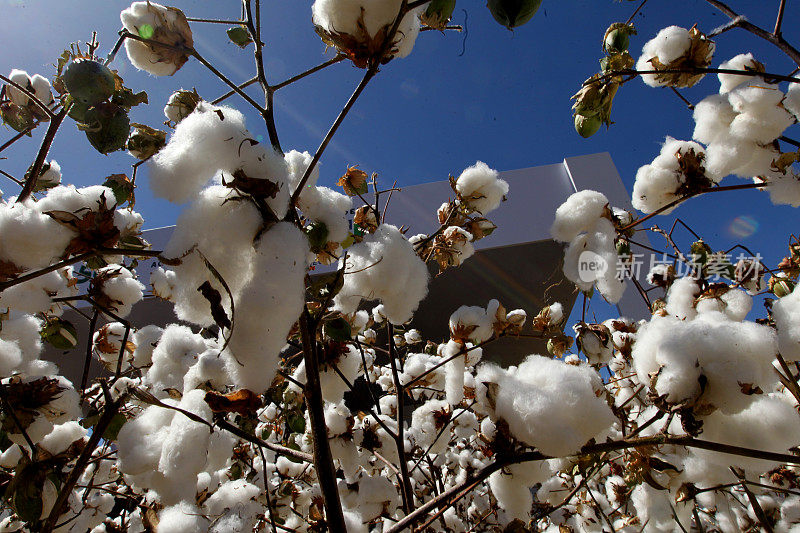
[636,26,692,87]
[334,224,429,324]
[550,189,609,242]
[478,355,614,455]
[145,324,211,396]
[312,0,422,59]
[693,93,736,145]
[40,421,87,456]
[683,393,800,482]
[455,161,509,215]
[299,186,353,244]
[0,201,73,270]
[148,103,248,203]
[120,2,193,76]
[157,389,213,502]
[768,173,800,207]
[773,284,800,361]
[163,186,262,327]
[785,82,800,121]
[94,265,144,317]
[157,501,209,533]
[632,310,777,414]
[224,222,306,393]
[718,53,762,94]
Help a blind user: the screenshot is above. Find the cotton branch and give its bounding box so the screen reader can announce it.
[702,0,800,67]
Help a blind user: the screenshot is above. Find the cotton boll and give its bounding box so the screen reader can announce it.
[312,0,422,61]
[454,161,509,215]
[0,268,75,315]
[767,173,800,207]
[234,141,292,219]
[148,103,248,203]
[478,355,614,455]
[33,184,116,216]
[204,479,261,533]
[157,502,209,533]
[145,324,211,397]
[285,149,320,193]
[489,462,553,522]
[693,93,736,145]
[120,2,193,76]
[684,394,800,482]
[116,403,176,476]
[131,325,163,368]
[92,265,144,317]
[631,311,778,413]
[6,69,32,106]
[785,82,800,121]
[183,349,231,392]
[774,285,800,361]
[550,190,609,242]
[158,389,213,502]
[703,139,756,181]
[224,222,306,393]
[636,26,692,87]
[411,399,451,454]
[334,224,429,325]
[0,200,73,270]
[695,287,751,322]
[149,268,173,302]
[449,306,493,344]
[631,484,692,532]
[718,53,763,94]
[40,421,87,456]
[0,315,43,373]
[299,186,353,244]
[163,186,262,326]
[728,107,794,144]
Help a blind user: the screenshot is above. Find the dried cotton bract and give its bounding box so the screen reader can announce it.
[120,2,193,76]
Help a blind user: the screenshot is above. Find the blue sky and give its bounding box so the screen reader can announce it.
[1,0,797,293]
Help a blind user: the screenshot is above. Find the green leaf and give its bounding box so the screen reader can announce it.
[287,412,305,434]
[323,317,352,342]
[102,413,127,441]
[227,26,253,48]
[8,462,46,523]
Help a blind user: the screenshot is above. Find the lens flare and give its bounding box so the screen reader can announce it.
[729,215,758,238]
[138,24,154,39]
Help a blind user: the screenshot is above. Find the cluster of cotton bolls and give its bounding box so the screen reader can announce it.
[0,164,149,491]
[146,101,310,394]
[551,189,627,303]
[632,50,800,211]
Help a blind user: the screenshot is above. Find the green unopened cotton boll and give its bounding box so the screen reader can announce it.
[83,103,131,154]
[61,59,116,106]
[575,114,601,138]
[487,0,542,29]
[305,221,330,252]
[41,319,79,350]
[422,0,456,30]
